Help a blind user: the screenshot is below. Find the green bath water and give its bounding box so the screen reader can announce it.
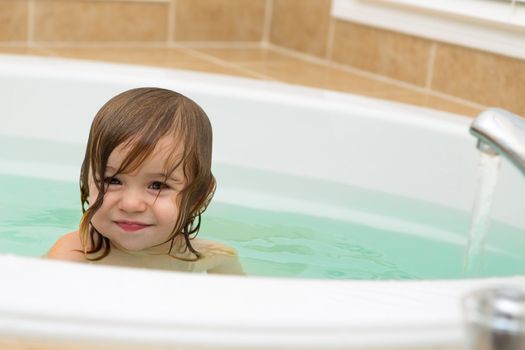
[1,168,524,280]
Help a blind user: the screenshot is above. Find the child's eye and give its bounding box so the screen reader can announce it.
[149,181,169,191]
[104,177,121,186]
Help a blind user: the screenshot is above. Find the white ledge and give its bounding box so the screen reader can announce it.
[332,0,525,60]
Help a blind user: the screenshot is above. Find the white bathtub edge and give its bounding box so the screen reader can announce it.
[2,255,525,348]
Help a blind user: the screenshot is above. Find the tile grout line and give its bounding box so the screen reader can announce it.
[425,90,485,111]
[262,0,274,46]
[325,18,336,61]
[425,42,437,92]
[27,0,35,46]
[167,0,176,43]
[181,47,278,81]
[267,43,331,66]
[155,41,263,49]
[93,0,171,2]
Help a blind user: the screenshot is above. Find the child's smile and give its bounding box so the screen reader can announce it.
[114,220,152,232]
[89,136,186,253]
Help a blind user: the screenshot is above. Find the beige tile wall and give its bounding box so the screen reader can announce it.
[331,20,433,87]
[268,0,525,116]
[0,0,28,41]
[33,0,170,43]
[0,0,269,44]
[0,0,523,116]
[432,43,525,116]
[175,0,266,42]
[270,0,331,58]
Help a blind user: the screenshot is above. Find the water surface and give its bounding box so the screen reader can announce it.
[1,170,524,280]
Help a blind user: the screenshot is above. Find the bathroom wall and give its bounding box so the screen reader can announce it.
[269,1,525,117]
[0,0,268,44]
[1,0,523,116]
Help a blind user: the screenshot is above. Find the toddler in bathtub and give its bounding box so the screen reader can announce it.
[47,87,244,275]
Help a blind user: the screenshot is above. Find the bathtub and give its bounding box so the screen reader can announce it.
[1,54,524,349]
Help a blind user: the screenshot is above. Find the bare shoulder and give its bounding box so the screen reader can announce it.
[45,231,86,262]
[193,238,238,257]
[192,239,245,275]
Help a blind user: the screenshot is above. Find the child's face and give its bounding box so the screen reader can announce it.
[88,137,186,252]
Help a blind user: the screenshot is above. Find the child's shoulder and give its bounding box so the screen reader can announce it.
[191,238,244,275]
[45,231,86,261]
[193,238,238,257]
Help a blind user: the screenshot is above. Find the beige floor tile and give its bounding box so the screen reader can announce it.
[0,46,481,116]
[42,46,200,64]
[192,48,388,91]
[191,53,478,115]
[238,59,402,93]
[39,47,258,78]
[189,47,295,63]
[0,47,54,56]
[372,90,483,117]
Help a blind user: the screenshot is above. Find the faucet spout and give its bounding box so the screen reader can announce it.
[470,108,525,176]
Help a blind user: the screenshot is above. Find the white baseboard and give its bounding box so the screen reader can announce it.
[332,0,525,59]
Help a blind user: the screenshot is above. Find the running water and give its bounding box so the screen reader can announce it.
[463,149,502,277]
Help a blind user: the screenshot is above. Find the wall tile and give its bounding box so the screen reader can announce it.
[270,0,331,58]
[34,1,169,42]
[331,20,433,87]
[175,0,265,42]
[432,43,525,117]
[0,0,28,41]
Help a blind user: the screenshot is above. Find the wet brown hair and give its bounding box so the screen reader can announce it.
[78,87,216,261]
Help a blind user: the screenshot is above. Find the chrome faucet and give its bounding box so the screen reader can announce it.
[470,108,525,176]
[463,286,525,350]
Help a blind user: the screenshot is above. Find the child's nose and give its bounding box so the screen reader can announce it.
[117,187,147,213]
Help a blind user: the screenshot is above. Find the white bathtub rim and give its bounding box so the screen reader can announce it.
[2,255,524,348]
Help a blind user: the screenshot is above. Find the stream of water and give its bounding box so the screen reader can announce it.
[463,149,502,277]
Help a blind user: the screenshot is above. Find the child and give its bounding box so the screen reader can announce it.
[47,87,244,275]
